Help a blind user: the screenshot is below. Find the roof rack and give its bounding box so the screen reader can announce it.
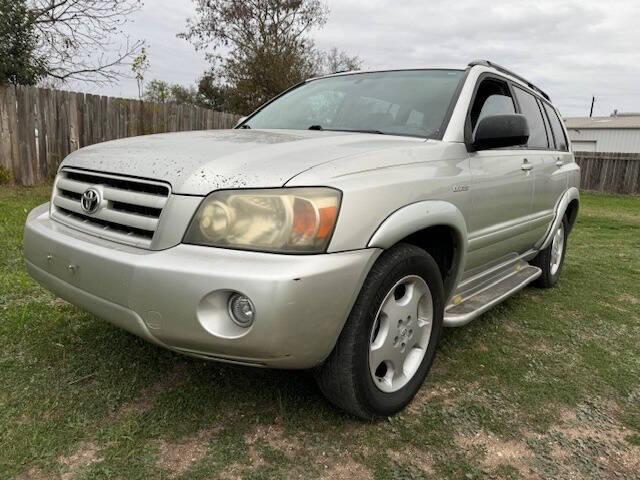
[468,60,550,101]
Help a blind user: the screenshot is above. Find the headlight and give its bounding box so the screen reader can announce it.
[183,188,341,253]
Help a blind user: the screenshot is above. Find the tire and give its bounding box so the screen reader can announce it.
[315,243,444,419]
[532,216,569,288]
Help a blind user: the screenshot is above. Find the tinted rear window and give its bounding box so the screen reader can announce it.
[543,102,569,151]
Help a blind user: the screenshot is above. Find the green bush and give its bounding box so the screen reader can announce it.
[0,165,12,185]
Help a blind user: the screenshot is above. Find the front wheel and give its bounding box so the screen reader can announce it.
[315,244,444,419]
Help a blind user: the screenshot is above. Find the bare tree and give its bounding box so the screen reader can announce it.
[28,0,144,84]
[181,0,327,59]
[317,47,362,75]
[180,0,329,113]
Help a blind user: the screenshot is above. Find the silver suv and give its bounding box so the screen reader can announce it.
[24,60,580,418]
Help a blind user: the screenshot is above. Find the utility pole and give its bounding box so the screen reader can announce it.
[589,96,595,117]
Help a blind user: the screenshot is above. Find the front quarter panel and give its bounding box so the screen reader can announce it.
[368,200,469,293]
[286,141,472,253]
[367,200,468,250]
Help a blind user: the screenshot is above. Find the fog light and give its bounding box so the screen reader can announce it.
[228,293,255,327]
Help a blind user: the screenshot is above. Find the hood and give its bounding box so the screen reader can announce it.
[61,129,424,195]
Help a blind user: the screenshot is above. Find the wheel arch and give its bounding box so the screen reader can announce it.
[564,197,579,234]
[538,187,580,250]
[367,201,468,298]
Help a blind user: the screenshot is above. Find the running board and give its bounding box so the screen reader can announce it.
[444,264,541,327]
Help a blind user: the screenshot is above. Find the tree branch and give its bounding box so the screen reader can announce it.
[27,0,144,84]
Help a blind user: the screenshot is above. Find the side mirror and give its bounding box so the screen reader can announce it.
[234,116,248,128]
[470,114,529,151]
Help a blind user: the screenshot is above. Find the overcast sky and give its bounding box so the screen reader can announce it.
[90,0,640,117]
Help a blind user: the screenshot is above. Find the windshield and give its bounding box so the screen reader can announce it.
[244,69,465,138]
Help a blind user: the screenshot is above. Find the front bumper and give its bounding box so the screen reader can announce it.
[24,203,380,368]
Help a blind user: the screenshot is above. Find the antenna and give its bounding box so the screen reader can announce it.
[589,96,595,117]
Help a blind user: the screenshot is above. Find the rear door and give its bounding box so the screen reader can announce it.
[465,76,535,271]
[541,101,571,206]
[511,86,557,244]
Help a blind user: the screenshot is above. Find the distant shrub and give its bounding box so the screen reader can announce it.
[0,165,12,185]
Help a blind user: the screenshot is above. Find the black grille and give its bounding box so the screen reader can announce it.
[65,170,169,196]
[57,208,154,239]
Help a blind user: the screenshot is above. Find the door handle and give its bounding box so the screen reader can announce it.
[521,161,533,171]
[555,158,564,167]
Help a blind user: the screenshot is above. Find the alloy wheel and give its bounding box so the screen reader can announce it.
[369,275,433,393]
[550,222,565,276]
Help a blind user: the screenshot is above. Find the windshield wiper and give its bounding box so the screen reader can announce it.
[308,125,386,135]
[239,124,251,129]
[337,128,387,135]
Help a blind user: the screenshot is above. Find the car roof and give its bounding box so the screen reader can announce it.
[309,60,552,103]
[308,67,464,82]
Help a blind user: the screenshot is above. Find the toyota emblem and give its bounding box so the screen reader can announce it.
[80,188,101,214]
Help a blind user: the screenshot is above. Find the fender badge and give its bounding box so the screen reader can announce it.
[453,185,470,193]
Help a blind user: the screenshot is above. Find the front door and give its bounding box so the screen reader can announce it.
[464,77,535,272]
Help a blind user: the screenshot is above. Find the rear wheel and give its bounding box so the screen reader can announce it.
[532,216,569,288]
[315,244,444,419]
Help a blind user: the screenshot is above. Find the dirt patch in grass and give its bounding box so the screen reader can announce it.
[244,421,297,459]
[156,428,216,477]
[59,442,102,479]
[552,404,639,478]
[217,465,244,480]
[15,467,49,480]
[14,443,102,480]
[456,430,536,477]
[222,420,374,479]
[600,300,631,314]
[318,453,373,480]
[387,446,435,475]
[112,362,190,418]
[407,382,461,414]
[618,293,640,305]
[524,401,640,479]
[218,420,304,477]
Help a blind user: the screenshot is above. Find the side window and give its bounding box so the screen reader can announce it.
[538,98,555,149]
[470,79,516,131]
[513,87,549,149]
[543,103,569,151]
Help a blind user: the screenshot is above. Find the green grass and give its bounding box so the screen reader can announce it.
[1,186,639,479]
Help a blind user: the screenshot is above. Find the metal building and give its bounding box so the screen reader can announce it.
[565,113,640,153]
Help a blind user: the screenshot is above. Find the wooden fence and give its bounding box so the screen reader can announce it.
[574,152,640,195]
[0,85,240,186]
